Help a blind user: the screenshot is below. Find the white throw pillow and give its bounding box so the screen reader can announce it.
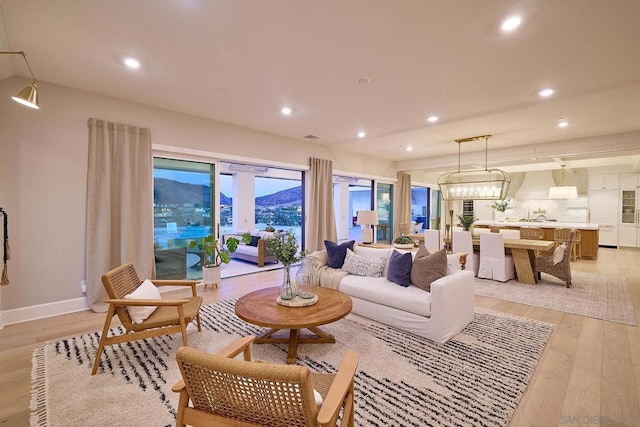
[553,243,567,265]
[124,279,162,324]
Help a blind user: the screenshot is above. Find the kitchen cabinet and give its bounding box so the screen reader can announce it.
[589,189,618,246]
[619,186,640,248]
[589,174,619,190]
[620,173,640,189]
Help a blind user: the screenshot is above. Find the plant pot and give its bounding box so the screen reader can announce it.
[202,265,221,289]
[393,243,415,249]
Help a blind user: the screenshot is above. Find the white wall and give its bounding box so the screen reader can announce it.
[0,77,396,321]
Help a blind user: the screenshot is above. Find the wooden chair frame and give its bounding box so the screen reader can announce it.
[91,263,202,375]
[173,336,359,427]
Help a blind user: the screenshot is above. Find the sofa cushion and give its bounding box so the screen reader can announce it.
[258,231,277,239]
[353,245,393,275]
[339,276,431,317]
[341,249,386,277]
[234,245,259,256]
[248,235,260,247]
[410,247,447,291]
[387,250,413,287]
[324,240,355,268]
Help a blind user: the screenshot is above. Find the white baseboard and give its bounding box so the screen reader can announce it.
[2,297,90,326]
[0,284,204,328]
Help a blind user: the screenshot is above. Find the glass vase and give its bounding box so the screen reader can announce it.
[278,264,295,300]
[295,256,319,299]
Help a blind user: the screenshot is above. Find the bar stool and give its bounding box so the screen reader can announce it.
[520,227,543,240]
[520,227,543,255]
[554,228,581,261]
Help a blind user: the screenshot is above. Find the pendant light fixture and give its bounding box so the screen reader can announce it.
[0,51,40,109]
[548,164,578,199]
[438,134,511,200]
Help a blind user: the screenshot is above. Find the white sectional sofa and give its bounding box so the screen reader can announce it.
[310,244,475,344]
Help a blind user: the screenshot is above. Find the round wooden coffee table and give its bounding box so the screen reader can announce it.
[235,286,352,364]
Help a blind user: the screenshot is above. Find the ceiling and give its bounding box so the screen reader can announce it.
[1,0,640,173]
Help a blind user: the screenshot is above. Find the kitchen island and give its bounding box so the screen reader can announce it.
[473,221,599,260]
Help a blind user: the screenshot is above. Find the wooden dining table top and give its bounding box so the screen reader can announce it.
[444,236,555,251]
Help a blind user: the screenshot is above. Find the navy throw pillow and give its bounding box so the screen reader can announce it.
[248,235,260,247]
[324,240,355,268]
[387,250,413,287]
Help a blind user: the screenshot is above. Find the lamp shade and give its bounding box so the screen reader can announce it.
[356,210,378,225]
[12,82,39,109]
[548,186,578,199]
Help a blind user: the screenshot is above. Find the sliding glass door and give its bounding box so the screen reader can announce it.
[376,183,394,243]
[153,157,215,280]
[411,186,429,232]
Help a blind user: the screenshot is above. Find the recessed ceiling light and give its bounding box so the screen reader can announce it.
[538,88,555,98]
[123,57,141,69]
[501,16,522,32]
[281,107,292,116]
[406,146,413,152]
[427,115,439,123]
[357,131,366,138]
[354,76,372,84]
[557,119,569,128]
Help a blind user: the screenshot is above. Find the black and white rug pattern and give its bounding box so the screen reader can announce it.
[31,300,553,427]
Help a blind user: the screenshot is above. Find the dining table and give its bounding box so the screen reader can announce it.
[444,236,555,284]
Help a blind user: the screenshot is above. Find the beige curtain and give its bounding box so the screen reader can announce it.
[86,118,154,312]
[306,158,337,251]
[394,172,412,239]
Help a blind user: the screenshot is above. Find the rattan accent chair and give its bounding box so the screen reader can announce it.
[535,230,575,288]
[173,336,359,427]
[91,262,203,375]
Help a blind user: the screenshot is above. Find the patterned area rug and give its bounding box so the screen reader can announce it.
[31,301,553,426]
[475,270,637,326]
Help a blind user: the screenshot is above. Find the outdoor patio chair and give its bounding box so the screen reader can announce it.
[91,262,202,375]
[173,335,359,427]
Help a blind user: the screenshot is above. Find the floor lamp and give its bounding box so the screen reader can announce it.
[356,210,378,244]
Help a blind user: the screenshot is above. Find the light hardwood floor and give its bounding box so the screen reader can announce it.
[1,247,639,426]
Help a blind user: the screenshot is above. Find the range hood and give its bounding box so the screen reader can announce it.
[514,170,558,200]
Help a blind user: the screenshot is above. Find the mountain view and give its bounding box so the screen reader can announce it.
[154,178,301,206]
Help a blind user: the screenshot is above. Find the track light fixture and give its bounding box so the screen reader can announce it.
[1,51,40,109]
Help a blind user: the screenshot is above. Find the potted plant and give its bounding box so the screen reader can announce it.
[266,233,307,300]
[457,214,477,232]
[393,235,417,249]
[489,199,513,222]
[189,234,240,287]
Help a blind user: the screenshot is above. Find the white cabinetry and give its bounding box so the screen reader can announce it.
[620,173,640,189]
[618,173,640,248]
[589,189,618,246]
[589,174,619,190]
